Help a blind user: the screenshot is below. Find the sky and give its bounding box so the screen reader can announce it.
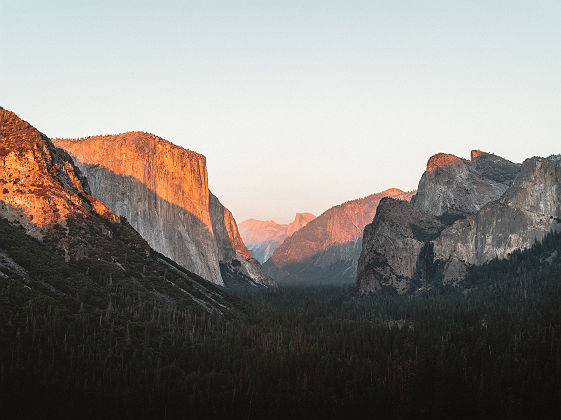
[1,1,560,224]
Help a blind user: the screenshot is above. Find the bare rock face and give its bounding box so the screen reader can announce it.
[0,106,246,315]
[53,133,273,287]
[239,213,316,263]
[357,151,561,294]
[265,189,415,285]
[0,107,116,246]
[209,192,275,286]
[432,156,561,283]
[411,150,520,216]
[357,198,446,294]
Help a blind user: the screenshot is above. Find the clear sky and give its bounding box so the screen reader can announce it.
[2,1,560,223]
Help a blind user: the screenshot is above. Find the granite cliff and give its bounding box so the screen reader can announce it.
[357,151,561,294]
[265,189,415,285]
[53,134,273,287]
[411,150,520,216]
[239,213,315,263]
[0,106,242,313]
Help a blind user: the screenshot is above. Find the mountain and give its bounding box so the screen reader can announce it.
[239,212,315,262]
[264,189,415,285]
[0,106,240,314]
[53,134,273,288]
[411,150,520,216]
[357,150,561,294]
[0,106,117,241]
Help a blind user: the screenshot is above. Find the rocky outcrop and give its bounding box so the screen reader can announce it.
[411,150,520,216]
[53,133,273,287]
[0,107,116,244]
[357,151,561,294]
[431,156,561,281]
[357,198,446,294]
[239,213,315,263]
[265,189,415,285]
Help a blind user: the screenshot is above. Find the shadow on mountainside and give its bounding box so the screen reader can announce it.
[63,160,273,288]
[264,239,363,286]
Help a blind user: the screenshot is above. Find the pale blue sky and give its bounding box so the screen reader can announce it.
[2,1,560,223]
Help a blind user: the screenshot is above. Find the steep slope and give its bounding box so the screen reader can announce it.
[357,151,561,294]
[265,189,415,285]
[0,106,116,241]
[411,150,520,216]
[0,106,241,313]
[357,198,446,294]
[239,212,315,262]
[53,134,273,288]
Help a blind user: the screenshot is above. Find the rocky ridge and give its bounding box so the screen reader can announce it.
[357,150,561,294]
[239,213,315,263]
[264,188,415,285]
[0,106,116,243]
[411,150,520,216]
[53,133,273,287]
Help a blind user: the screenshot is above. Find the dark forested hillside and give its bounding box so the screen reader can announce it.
[2,218,561,418]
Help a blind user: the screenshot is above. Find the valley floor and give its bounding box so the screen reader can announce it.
[2,230,561,419]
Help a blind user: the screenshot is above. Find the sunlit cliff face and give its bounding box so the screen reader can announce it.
[222,206,251,259]
[52,134,256,257]
[53,134,213,232]
[51,131,270,286]
[0,108,115,237]
[426,153,466,172]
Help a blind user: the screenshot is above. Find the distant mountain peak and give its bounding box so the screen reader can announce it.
[380,187,407,195]
[287,212,316,236]
[293,212,315,219]
[239,213,316,263]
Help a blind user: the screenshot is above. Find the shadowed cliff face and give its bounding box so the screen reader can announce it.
[432,156,561,271]
[53,134,273,287]
[64,161,223,283]
[357,151,561,294]
[356,198,446,294]
[0,107,116,242]
[411,150,520,216]
[239,213,316,263]
[264,188,415,285]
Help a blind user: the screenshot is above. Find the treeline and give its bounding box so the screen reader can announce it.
[2,226,561,418]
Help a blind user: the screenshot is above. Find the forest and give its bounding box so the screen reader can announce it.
[1,217,561,419]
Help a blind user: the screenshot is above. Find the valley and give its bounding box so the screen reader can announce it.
[1,106,561,418]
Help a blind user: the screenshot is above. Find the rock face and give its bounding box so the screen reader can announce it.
[411,150,520,216]
[264,189,415,285]
[357,198,446,294]
[0,106,243,315]
[357,151,561,294]
[239,213,315,263]
[53,133,273,287]
[0,106,116,245]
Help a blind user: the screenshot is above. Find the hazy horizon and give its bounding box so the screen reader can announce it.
[2,0,560,224]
